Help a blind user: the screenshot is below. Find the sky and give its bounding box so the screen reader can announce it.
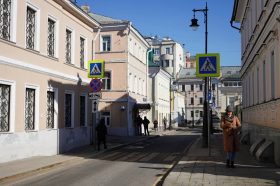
[76,0,241,66]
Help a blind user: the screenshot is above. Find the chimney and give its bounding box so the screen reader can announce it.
[81,5,90,13]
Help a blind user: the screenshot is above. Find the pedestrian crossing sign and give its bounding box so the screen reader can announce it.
[196,53,220,77]
[88,60,105,78]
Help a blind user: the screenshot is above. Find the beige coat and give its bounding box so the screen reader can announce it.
[220,116,241,152]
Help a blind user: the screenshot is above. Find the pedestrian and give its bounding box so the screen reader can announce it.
[136,115,143,135]
[163,117,167,131]
[143,116,150,136]
[95,118,107,151]
[153,119,158,132]
[220,105,241,168]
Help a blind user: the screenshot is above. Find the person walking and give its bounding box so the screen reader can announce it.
[95,118,108,151]
[143,116,150,136]
[163,117,167,131]
[153,119,158,132]
[220,105,241,168]
[136,115,143,136]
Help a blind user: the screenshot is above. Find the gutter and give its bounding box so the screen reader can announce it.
[230,0,241,31]
[92,28,101,60]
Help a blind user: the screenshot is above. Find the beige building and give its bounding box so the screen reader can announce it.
[232,0,280,165]
[89,12,150,136]
[0,0,101,163]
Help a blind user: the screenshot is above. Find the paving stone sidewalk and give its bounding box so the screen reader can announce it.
[163,133,280,186]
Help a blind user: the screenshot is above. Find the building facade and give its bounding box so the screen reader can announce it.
[89,12,150,136]
[0,0,101,163]
[232,0,280,165]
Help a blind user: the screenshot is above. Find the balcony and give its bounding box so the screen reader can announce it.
[160,54,174,60]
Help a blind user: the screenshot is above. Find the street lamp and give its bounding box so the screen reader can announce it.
[190,2,209,148]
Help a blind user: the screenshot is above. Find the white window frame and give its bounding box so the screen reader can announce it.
[25,2,40,51]
[0,79,16,133]
[65,26,75,64]
[79,93,88,127]
[47,15,59,58]
[24,83,40,131]
[64,90,75,128]
[79,35,87,69]
[101,111,111,127]
[100,35,111,52]
[47,87,58,129]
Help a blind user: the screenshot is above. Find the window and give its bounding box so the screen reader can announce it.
[46,91,54,128]
[166,47,172,54]
[200,111,203,117]
[191,97,194,105]
[0,84,10,132]
[191,111,194,117]
[101,111,110,127]
[65,29,72,64]
[47,18,55,57]
[26,7,36,50]
[199,84,203,91]
[25,88,35,130]
[199,97,203,104]
[271,51,275,99]
[102,36,111,52]
[165,60,169,67]
[0,0,11,40]
[102,72,111,90]
[191,84,194,91]
[80,95,86,127]
[212,84,215,90]
[80,37,85,68]
[65,92,74,128]
[154,48,160,55]
[182,85,185,92]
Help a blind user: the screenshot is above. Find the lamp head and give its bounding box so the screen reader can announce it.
[190,18,199,31]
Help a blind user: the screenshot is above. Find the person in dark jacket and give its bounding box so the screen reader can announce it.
[96,118,107,151]
[136,115,143,135]
[143,116,150,136]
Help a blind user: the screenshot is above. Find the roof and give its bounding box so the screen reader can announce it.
[90,13,129,25]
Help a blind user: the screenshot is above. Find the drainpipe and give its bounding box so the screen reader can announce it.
[92,28,101,60]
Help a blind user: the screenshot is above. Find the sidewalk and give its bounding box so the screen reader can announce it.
[163,133,280,186]
[0,131,164,184]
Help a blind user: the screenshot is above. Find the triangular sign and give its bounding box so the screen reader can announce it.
[200,58,216,72]
[91,64,101,74]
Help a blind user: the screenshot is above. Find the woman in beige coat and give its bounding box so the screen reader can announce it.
[220,105,241,168]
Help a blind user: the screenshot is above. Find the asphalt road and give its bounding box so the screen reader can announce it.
[11,130,198,186]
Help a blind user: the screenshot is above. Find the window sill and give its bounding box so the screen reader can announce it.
[25,130,38,133]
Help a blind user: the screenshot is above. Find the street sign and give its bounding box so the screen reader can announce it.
[196,53,220,77]
[89,78,103,92]
[89,92,101,100]
[88,60,105,78]
[92,100,99,113]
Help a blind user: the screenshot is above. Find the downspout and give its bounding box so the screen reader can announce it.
[92,28,101,60]
[230,0,241,31]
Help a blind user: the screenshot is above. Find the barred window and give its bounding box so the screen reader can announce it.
[25,88,35,130]
[65,29,72,64]
[0,84,10,132]
[65,93,72,128]
[47,91,54,128]
[80,96,86,126]
[26,7,36,50]
[0,0,11,40]
[47,19,55,57]
[102,36,111,52]
[80,37,85,68]
[102,72,111,90]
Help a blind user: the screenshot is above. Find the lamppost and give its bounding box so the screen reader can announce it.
[190,2,209,148]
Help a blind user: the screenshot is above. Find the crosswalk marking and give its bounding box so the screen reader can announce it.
[139,153,159,162]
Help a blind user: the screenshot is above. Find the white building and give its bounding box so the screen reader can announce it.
[232,0,280,165]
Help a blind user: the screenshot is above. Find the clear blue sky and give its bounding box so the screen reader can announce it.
[76,0,241,66]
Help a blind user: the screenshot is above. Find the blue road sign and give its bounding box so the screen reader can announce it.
[89,78,103,92]
[196,53,220,77]
[88,60,105,78]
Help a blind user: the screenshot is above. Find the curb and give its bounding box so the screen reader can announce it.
[153,136,200,186]
[0,135,160,184]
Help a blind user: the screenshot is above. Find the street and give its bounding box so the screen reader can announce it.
[9,130,198,186]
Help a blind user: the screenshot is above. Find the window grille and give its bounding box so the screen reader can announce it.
[0,84,10,132]
[47,19,55,57]
[26,7,36,50]
[0,0,11,40]
[46,91,54,128]
[80,37,85,68]
[80,96,85,126]
[65,93,72,128]
[25,88,35,130]
[65,29,72,63]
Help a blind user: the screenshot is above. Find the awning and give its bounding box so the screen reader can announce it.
[134,103,151,110]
